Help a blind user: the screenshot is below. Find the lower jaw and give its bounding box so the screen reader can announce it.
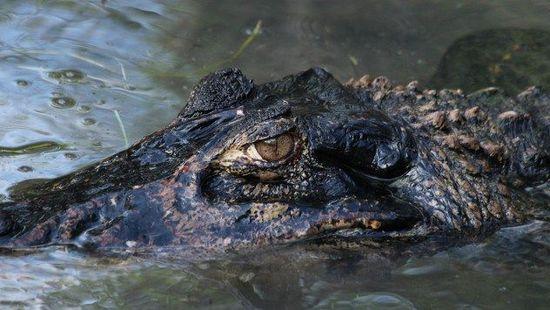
[298,224,431,250]
[301,214,427,242]
[332,224,428,239]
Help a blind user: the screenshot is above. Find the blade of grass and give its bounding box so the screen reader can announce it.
[230,20,262,62]
[112,109,129,147]
[116,58,130,89]
[148,20,263,79]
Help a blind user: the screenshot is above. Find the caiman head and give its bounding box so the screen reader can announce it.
[178,68,421,248]
[1,67,536,252]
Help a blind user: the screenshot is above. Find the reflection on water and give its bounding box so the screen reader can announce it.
[0,0,182,197]
[0,0,549,307]
[2,221,548,308]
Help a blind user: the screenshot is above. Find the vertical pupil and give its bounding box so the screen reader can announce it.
[255,134,294,161]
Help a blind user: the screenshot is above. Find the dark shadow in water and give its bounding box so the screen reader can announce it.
[36,222,550,308]
[431,28,550,95]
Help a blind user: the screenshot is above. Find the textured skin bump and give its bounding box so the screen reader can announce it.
[181,68,254,117]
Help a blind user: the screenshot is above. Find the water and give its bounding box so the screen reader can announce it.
[0,0,549,308]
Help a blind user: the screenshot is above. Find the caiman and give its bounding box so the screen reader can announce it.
[0,68,548,253]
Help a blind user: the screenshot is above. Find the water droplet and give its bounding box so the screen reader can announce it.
[82,118,96,126]
[51,96,76,109]
[16,80,30,87]
[78,105,92,113]
[64,152,78,160]
[17,166,33,172]
[48,69,86,83]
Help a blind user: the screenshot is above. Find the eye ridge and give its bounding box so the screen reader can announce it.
[254,133,295,162]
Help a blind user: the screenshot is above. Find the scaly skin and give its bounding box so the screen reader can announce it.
[0,68,547,254]
[347,75,548,231]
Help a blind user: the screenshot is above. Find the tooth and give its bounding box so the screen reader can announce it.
[368,220,381,230]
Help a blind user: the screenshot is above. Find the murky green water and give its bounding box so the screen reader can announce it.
[0,0,549,308]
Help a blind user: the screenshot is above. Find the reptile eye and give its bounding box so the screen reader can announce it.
[253,133,295,162]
